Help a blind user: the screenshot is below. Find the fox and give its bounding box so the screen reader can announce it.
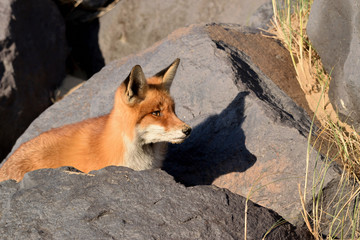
[0,58,191,182]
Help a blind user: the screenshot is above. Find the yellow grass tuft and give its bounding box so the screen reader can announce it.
[269,0,360,239]
[269,0,360,179]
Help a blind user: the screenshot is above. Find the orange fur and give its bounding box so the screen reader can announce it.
[0,59,191,182]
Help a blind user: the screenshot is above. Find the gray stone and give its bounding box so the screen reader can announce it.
[0,0,67,160]
[56,0,274,81]
[2,24,339,223]
[98,0,272,64]
[0,166,313,239]
[248,1,274,30]
[307,0,360,130]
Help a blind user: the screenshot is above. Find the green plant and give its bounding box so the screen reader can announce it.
[271,0,360,239]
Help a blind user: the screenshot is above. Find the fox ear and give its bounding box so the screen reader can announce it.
[123,65,148,105]
[153,58,180,92]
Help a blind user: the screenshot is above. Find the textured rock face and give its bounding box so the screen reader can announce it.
[307,0,360,130]
[55,0,273,79]
[3,24,340,223]
[0,166,312,240]
[0,0,67,160]
[98,0,272,63]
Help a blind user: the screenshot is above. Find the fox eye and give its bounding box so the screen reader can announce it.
[151,111,161,117]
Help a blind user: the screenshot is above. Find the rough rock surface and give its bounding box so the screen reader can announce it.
[0,0,67,160]
[0,167,313,239]
[2,24,339,222]
[98,0,273,63]
[307,0,360,130]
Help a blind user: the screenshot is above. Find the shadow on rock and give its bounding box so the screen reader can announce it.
[163,91,256,186]
[66,18,105,78]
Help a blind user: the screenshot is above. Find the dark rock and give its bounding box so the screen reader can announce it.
[2,24,339,222]
[307,0,360,130]
[98,0,273,63]
[54,0,119,22]
[0,0,67,160]
[0,166,313,239]
[65,19,105,79]
[80,0,112,9]
[53,0,109,79]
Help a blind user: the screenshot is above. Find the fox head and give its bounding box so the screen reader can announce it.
[113,58,191,145]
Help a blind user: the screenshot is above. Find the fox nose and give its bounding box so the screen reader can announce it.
[182,126,192,136]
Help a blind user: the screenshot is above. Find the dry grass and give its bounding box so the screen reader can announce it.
[269,0,360,180]
[269,0,360,239]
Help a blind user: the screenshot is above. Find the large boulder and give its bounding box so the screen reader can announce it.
[52,0,273,78]
[0,0,67,160]
[98,0,273,64]
[2,24,339,223]
[0,166,312,239]
[307,0,360,130]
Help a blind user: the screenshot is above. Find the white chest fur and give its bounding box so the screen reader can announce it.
[123,137,168,170]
